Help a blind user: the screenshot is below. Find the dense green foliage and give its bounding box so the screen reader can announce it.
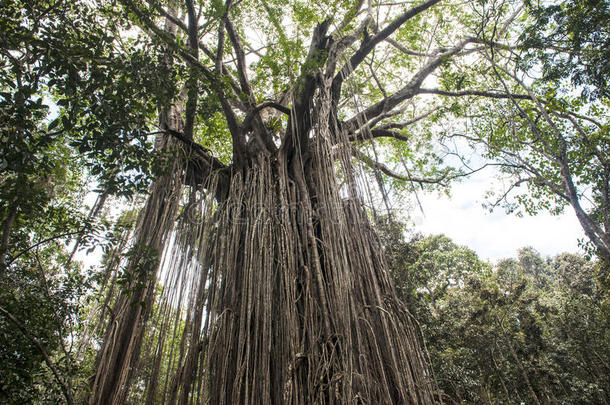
[521,0,610,100]
[0,1,183,400]
[0,247,86,403]
[379,221,610,404]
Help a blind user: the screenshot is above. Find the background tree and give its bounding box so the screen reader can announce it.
[520,0,610,100]
[435,0,610,264]
[0,1,166,402]
[380,223,610,404]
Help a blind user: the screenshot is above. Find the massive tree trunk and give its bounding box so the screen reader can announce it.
[89,94,435,405]
[87,1,450,402]
[202,106,432,404]
[135,93,434,404]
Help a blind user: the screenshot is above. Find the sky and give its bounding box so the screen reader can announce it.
[410,170,585,262]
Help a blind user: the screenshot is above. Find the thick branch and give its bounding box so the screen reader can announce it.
[225,16,277,154]
[255,101,291,116]
[282,19,332,157]
[162,129,227,170]
[343,38,473,134]
[149,0,246,101]
[159,129,231,200]
[326,16,373,78]
[183,0,199,140]
[347,104,413,136]
[348,108,439,142]
[224,17,253,100]
[350,128,410,142]
[0,201,17,277]
[349,107,442,142]
[384,37,434,57]
[241,101,291,132]
[148,0,244,98]
[331,0,441,105]
[377,107,441,130]
[331,0,365,36]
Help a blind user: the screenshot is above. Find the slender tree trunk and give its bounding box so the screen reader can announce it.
[0,199,18,280]
[496,315,541,405]
[491,350,511,403]
[88,106,186,405]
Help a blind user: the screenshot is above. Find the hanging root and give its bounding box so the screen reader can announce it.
[87,133,187,405]
[89,84,435,405]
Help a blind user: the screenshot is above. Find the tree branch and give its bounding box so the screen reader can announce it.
[350,128,410,142]
[282,19,332,157]
[418,88,530,100]
[159,130,230,199]
[343,38,473,134]
[0,200,18,276]
[120,0,247,165]
[331,0,365,37]
[377,107,441,130]
[161,129,227,170]
[331,0,441,106]
[353,150,449,186]
[147,0,244,99]
[0,305,74,405]
[348,107,442,144]
[241,101,291,132]
[224,15,253,100]
[183,0,199,140]
[384,37,435,57]
[6,231,81,266]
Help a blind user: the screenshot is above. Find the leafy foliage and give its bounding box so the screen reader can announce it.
[1,0,609,402]
[520,0,610,100]
[0,245,88,403]
[379,222,610,404]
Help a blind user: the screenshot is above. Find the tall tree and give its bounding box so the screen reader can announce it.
[0,1,131,402]
[87,0,454,402]
[382,227,610,404]
[82,0,527,403]
[520,0,610,100]
[434,0,610,264]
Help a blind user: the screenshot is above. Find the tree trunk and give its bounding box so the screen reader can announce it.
[496,315,541,405]
[140,92,433,403]
[0,196,18,280]
[88,106,187,405]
